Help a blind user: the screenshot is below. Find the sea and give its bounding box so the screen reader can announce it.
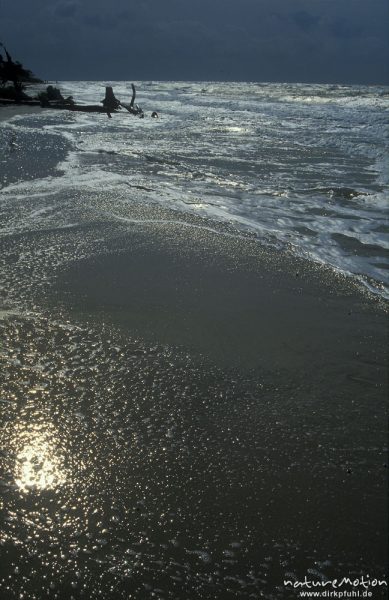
[1,80,388,296]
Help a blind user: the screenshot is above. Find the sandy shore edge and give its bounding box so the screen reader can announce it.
[0,104,43,123]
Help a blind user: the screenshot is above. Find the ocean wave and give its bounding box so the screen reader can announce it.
[1,81,388,297]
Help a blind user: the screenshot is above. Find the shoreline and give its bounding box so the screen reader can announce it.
[54,212,387,369]
[0,104,42,123]
[0,102,387,599]
[0,100,387,302]
[0,207,387,597]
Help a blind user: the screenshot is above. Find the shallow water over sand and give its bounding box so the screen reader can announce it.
[0,201,387,598]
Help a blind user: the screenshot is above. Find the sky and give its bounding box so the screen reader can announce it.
[0,0,388,84]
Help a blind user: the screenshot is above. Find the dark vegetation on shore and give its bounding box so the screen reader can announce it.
[0,42,42,100]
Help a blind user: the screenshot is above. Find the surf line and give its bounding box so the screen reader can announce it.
[102,211,257,242]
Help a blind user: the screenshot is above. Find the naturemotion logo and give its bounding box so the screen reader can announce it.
[283,574,387,598]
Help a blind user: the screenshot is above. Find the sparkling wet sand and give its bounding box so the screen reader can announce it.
[0,196,387,599]
[0,104,387,598]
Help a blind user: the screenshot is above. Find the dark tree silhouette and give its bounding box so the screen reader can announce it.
[0,43,42,99]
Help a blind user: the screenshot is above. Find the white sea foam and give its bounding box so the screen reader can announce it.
[1,81,388,296]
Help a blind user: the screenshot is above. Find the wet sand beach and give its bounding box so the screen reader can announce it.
[0,105,388,599]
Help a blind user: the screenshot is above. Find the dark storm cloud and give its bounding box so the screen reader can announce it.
[0,0,388,83]
[54,2,78,19]
[328,17,362,39]
[292,11,321,32]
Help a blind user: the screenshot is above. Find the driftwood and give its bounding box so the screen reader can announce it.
[0,98,115,113]
[120,83,144,117]
[100,86,121,117]
[0,98,119,113]
[71,105,112,113]
[38,85,74,107]
[1,84,149,118]
[0,98,41,106]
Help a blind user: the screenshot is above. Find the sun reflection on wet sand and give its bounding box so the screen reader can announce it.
[14,423,66,493]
